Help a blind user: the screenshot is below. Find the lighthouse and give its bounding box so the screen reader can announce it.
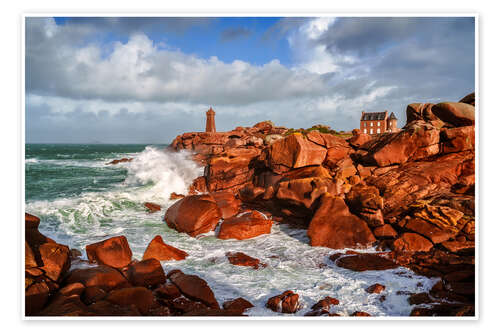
[205,107,216,133]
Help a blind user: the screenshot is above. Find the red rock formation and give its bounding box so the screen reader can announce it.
[144,202,161,213]
[431,102,475,127]
[218,211,272,240]
[336,253,398,271]
[266,290,300,314]
[65,266,130,292]
[86,236,133,269]
[268,134,327,173]
[167,270,219,309]
[392,233,434,253]
[307,193,375,249]
[366,283,386,294]
[143,235,188,261]
[106,287,154,315]
[164,194,222,237]
[107,158,133,165]
[126,258,166,288]
[222,298,254,315]
[225,252,266,269]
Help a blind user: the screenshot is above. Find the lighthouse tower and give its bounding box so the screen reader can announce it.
[205,107,216,133]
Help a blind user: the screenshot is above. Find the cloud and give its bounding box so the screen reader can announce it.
[220,26,252,42]
[26,18,331,106]
[25,17,475,143]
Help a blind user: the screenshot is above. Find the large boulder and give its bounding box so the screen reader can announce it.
[225,252,266,269]
[307,193,376,249]
[265,290,300,314]
[65,266,130,292]
[126,258,166,288]
[345,184,384,227]
[406,103,444,127]
[336,254,399,271]
[392,233,434,253]
[205,148,260,192]
[38,242,71,282]
[431,102,475,127]
[363,121,440,167]
[459,92,475,106]
[440,126,475,154]
[85,236,132,269]
[105,287,154,315]
[218,211,272,240]
[143,235,188,261]
[268,134,327,173]
[222,297,254,315]
[211,191,242,219]
[164,194,222,237]
[167,270,219,309]
[275,176,340,210]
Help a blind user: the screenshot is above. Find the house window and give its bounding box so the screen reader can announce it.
[364,129,367,134]
[370,122,373,127]
[378,122,380,127]
[377,128,381,133]
[370,128,373,134]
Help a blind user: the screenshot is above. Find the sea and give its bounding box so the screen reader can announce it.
[25,143,438,316]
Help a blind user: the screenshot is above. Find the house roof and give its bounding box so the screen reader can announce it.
[361,111,387,121]
[389,112,397,120]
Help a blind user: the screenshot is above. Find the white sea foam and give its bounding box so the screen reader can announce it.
[25,145,438,317]
[25,158,39,164]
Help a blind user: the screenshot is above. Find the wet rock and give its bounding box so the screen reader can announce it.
[310,296,339,312]
[144,202,161,213]
[85,236,132,269]
[266,290,300,314]
[225,252,266,269]
[58,282,85,297]
[107,158,133,165]
[336,254,398,271]
[25,280,50,315]
[65,265,130,292]
[211,191,242,219]
[143,235,188,261]
[105,287,154,315]
[366,283,386,294]
[39,242,71,282]
[351,311,371,317]
[307,193,376,249]
[408,292,433,305]
[82,286,107,305]
[154,283,181,300]
[126,258,166,288]
[168,270,219,309]
[222,297,254,315]
[218,210,272,240]
[25,213,41,230]
[169,192,185,200]
[164,194,222,237]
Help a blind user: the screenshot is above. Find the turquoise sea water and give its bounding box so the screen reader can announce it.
[25,144,437,316]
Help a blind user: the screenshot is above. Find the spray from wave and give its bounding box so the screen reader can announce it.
[123,146,203,202]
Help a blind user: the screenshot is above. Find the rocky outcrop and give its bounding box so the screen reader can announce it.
[268,134,327,173]
[86,236,133,269]
[164,194,222,237]
[144,202,161,213]
[218,211,272,240]
[431,102,475,127]
[143,235,188,261]
[167,270,219,309]
[225,252,267,269]
[266,290,300,314]
[307,193,376,249]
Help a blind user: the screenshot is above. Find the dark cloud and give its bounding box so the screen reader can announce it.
[55,17,214,36]
[220,26,252,42]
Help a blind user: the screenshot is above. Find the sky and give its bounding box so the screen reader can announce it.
[25,16,475,143]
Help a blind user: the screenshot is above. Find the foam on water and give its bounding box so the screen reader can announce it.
[25,145,438,317]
